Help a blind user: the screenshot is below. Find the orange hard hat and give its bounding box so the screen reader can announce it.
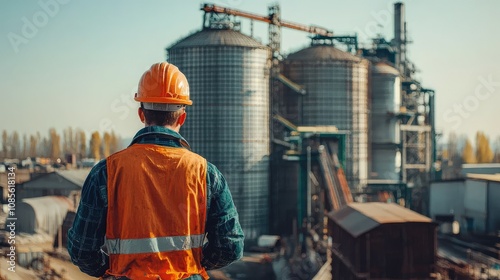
[134,62,192,106]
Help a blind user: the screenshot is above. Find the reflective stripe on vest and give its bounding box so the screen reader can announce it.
[105,234,205,255]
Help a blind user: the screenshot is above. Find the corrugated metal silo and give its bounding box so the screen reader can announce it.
[370,62,401,180]
[282,44,369,190]
[167,28,270,239]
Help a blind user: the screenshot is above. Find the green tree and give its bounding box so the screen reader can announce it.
[476,131,493,163]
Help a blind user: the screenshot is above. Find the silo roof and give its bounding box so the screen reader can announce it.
[286,45,363,62]
[168,29,267,50]
[328,202,432,237]
[372,62,400,75]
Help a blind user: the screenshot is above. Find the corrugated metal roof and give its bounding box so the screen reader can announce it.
[14,196,72,236]
[56,169,90,187]
[329,202,432,237]
[285,45,363,62]
[22,169,90,190]
[168,29,267,49]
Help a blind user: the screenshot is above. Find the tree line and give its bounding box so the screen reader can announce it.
[461,131,499,164]
[436,131,499,180]
[0,127,122,162]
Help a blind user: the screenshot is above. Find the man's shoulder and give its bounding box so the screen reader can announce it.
[87,159,107,181]
[205,161,227,192]
[90,158,107,171]
[206,161,220,175]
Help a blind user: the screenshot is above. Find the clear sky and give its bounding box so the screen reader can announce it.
[1,0,499,144]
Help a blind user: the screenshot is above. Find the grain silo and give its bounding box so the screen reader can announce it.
[167,25,271,239]
[370,62,401,180]
[282,41,369,190]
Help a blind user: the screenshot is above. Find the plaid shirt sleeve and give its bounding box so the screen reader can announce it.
[202,162,245,270]
[67,160,109,277]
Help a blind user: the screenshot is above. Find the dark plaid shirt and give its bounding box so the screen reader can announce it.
[67,126,244,278]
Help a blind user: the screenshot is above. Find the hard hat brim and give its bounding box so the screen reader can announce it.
[141,103,186,112]
[134,96,193,106]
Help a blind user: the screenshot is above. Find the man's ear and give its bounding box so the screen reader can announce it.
[138,107,145,123]
[177,111,187,126]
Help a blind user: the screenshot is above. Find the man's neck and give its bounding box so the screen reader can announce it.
[145,124,179,133]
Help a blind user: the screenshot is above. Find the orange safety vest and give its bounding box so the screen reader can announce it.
[104,143,208,279]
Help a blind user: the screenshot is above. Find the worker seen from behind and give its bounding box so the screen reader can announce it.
[68,62,244,279]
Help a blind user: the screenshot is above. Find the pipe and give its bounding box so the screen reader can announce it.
[307,146,312,230]
[394,2,405,75]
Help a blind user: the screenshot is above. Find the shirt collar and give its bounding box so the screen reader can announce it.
[129,126,190,149]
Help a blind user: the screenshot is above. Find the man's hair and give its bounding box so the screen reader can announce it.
[141,105,184,126]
